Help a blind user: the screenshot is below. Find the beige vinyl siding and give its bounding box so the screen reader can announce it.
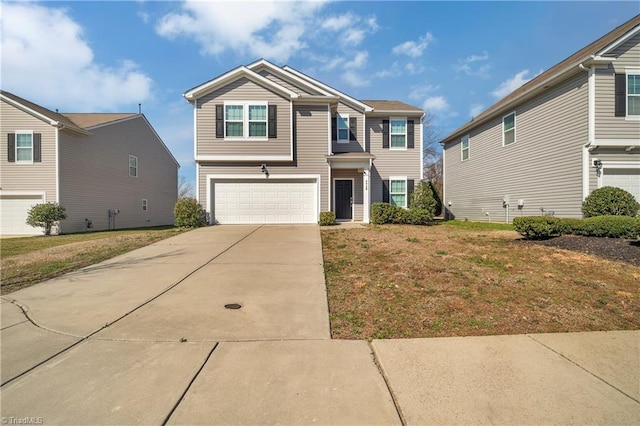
[196,78,292,158]
[589,148,640,192]
[594,70,640,139]
[368,116,422,203]
[611,33,640,70]
[331,169,363,220]
[198,104,329,217]
[444,73,588,221]
[0,100,57,202]
[332,103,365,153]
[254,68,318,95]
[58,116,177,233]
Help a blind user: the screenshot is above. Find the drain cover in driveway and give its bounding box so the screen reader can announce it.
[224,303,242,310]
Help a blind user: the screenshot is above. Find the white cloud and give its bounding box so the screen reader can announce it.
[374,62,402,79]
[456,51,491,77]
[344,28,365,46]
[422,96,450,112]
[469,103,485,117]
[321,14,352,31]
[344,51,368,69]
[408,84,439,100]
[342,70,370,88]
[392,32,434,58]
[405,63,426,75]
[466,51,489,63]
[492,69,534,98]
[1,3,152,111]
[156,0,327,62]
[321,13,378,47]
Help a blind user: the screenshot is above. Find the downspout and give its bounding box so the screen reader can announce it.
[579,62,595,202]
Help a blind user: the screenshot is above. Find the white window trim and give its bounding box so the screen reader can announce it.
[502,111,516,146]
[15,130,34,164]
[223,101,269,141]
[337,113,350,144]
[129,155,138,177]
[461,134,470,161]
[626,69,640,120]
[142,199,148,211]
[389,176,408,209]
[390,117,407,151]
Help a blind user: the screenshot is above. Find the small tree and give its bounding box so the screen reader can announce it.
[26,203,67,236]
[174,197,206,228]
[409,180,437,218]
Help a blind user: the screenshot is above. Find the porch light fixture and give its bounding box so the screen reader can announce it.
[260,164,269,177]
[593,159,602,177]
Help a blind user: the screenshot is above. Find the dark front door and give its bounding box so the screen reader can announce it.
[335,180,353,220]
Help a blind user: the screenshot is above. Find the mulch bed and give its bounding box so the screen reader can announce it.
[523,235,640,267]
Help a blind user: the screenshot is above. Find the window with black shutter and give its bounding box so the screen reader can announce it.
[615,73,626,117]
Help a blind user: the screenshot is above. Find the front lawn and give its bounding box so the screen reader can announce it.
[1,227,185,294]
[322,222,639,339]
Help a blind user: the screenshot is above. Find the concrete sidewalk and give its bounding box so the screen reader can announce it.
[1,225,638,425]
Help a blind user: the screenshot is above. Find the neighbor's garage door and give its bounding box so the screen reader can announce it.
[602,169,640,202]
[0,194,44,235]
[212,179,317,224]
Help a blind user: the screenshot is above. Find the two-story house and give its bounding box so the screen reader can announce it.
[0,91,179,235]
[184,59,424,224]
[442,15,640,222]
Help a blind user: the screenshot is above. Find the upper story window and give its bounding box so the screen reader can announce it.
[16,131,33,163]
[627,73,640,117]
[129,155,138,177]
[337,114,349,143]
[390,118,407,149]
[224,102,268,139]
[461,135,470,161]
[503,112,516,146]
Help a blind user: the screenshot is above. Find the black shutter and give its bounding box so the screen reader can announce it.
[33,133,42,162]
[614,74,626,117]
[349,116,357,141]
[215,104,224,138]
[407,120,415,149]
[382,119,389,148]
[382,179,389,203]
[7,133,15,162]
[268,105,277,138]
[331,116,337,141]
[407,179,415,207]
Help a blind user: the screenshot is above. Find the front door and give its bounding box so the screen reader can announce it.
[335,180,353,220]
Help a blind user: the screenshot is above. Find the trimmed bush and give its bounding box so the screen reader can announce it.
[409,181,437,217]
[512,216,565,239]
[576,215,638,238]
[582,186,639,218]
[174,197,206,228]
[407,208,432,225]
[371,202,409,224]
[318,211,336,226]
[26,203,67,236]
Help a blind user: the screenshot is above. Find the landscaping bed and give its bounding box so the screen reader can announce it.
[524,235,640,267]
[321,223,639,340]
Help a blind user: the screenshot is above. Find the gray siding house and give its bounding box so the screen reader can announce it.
[184,59,424,224]
[0,91,179,235]
[442,15,640,222]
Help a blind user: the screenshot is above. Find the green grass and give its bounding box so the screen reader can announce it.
[441,220,514,231]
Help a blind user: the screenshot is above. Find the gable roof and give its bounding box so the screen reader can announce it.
[62,113,138,129]
[1,90,86,133]
[442,14,640,144]
[247,59,332,97]
[362,100,423,114]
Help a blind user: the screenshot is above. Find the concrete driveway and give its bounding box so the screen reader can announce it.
[1,225,638,425]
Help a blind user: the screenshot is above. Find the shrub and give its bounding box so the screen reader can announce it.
[512,216,565,239]
[407,208,433,225]
[582,186,639,218]
[26,203,67,236]
[319,211,336,226]
[577,215,638,238]
[174,197,206,228]
[409,181,437,217]
[371,202,409,224]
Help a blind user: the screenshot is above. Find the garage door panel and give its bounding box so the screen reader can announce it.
[213,179,317,224]
[602,168,640,202]
[0,195,44,235]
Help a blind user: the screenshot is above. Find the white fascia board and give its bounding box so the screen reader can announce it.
[596,25,640,57]
[196,154,293,162]
[184,66,299,101]
[247,59,334,97]
[282,66,373,112]
[593,139,640,147]
[1,94,59,126]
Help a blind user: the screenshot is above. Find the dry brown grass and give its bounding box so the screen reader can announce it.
[322,224,640,339]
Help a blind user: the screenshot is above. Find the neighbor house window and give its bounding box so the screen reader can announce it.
[16,131,33,163]
[129,155,138,177]
[337,114,349,143]
[390,118,407,149]
[461,135,470,161]
[390,177,407,208]
[225,102,268,139]
[628,73,640,116]
[142,199,148,211]
[503,112,516,146]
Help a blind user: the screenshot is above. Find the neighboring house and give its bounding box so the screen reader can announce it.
[442,15,640,222]
[183,59,424,224]
[0,91,179,235]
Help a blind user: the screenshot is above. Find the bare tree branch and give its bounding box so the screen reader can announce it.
[178,175,195,199]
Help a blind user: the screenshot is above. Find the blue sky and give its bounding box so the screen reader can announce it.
[2,1,638,190]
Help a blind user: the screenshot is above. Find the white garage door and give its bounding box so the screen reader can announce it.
[0,194,44,235]
[602,168,640,202]
[212,179,317,224]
